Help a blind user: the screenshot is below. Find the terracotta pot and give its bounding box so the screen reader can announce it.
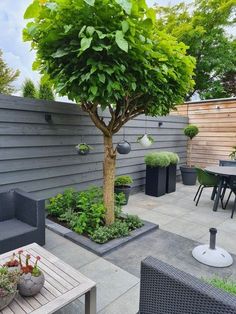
[0,290,16,310]
[18,272,45,297]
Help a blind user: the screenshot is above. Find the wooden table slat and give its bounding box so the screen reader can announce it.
[0,243,96,314]
[28,249,78,287]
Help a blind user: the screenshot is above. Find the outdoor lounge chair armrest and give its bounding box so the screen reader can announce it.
[139,256,236,314]
[14,189,45,227]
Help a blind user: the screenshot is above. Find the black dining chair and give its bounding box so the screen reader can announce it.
[222,176,236,218]
[211,160,236,202]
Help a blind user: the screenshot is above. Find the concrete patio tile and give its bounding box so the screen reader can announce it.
[217,219,236,234]
[44,229,68,250]
[123,205,150,216]
[181,210,227,227]
[161,218,209,241]
[98,283,140,314]
[79,258,139,312]
[45,233,98,269]
[152,203,192,217]
[138,210,176,227]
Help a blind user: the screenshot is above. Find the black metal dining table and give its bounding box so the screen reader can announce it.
[205,166,236,211]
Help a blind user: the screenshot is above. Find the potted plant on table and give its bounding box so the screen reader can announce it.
[75,143,93,155]
[164,152,180,193]
[180,124,199,185]
[144,152,170,197]
[4,253,21,272]
[114,175,133,205]
[17,251,45,297]
[0,267,19,310]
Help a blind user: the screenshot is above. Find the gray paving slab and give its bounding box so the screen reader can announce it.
[104,228,236,281]
[78,258,139,312]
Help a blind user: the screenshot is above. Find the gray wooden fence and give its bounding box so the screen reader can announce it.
[0,94,188,199]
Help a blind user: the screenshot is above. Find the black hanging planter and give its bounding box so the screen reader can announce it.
[116,140,131,155]
[166,164,177,193]
[145,166,167,197]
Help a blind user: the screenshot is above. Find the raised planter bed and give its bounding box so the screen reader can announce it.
[46,218,158,256]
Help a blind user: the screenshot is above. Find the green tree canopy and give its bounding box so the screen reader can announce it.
[23,0,195,225]
[22,78,37,98]
[155,0,236,100]
[38,79,55,100]
[0,50,20,95]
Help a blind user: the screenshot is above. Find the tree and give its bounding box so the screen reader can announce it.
[38,80,55,100]
[0,50,20,95]
[155,0,236,100]
[23,0,195,225]
[22,79,37,98]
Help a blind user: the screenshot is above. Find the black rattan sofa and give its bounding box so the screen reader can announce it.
[139,256,236,314]
[0,189,45,254]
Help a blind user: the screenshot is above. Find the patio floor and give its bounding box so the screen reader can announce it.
[44,183,236,314]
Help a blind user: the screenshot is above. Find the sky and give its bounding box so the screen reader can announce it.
[0,0,220,95]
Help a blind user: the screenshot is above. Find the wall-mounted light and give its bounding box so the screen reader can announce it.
[216,105,220,110]
[158,121,163,127]
[45,113,52,123]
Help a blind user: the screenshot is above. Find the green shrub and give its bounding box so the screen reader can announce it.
[115,175,133,187]
[38,81,55,100]
[91,220,130,243]
[162,152,180,165]
[47,189,76,217]
[125,214,144,230]
[207,278,236,295]
[75,143,93,152]
[22,79,37,98]
[144,152,170,168]
[184,124,199,139]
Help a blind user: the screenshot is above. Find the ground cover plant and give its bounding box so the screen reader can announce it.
[24,0,195,226]
[207,278,236,296]
[47,186,143,243]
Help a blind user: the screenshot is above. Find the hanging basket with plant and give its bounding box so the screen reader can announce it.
[137,134,154,148]
[75,143,93,155]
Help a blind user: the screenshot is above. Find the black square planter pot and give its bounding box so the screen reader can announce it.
[145,166,167,197]
[166,164,177,193]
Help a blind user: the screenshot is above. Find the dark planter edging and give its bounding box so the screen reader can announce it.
[46,218,158,256]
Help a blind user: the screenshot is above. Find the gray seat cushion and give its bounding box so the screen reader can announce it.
[0,218,37,240]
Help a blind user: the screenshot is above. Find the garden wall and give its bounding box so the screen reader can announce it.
[0,94,188,199]
[172,98,236,167]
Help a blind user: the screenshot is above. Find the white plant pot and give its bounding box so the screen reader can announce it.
[138,134,153,148]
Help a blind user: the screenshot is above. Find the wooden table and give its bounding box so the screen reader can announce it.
[205,166,236,212]
[0,243,96,314]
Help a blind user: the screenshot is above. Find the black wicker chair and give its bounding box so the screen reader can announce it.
[139,256,236,314]
[0,189,45,254]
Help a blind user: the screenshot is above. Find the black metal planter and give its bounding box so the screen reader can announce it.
[145,166,167,197]
[180,166,197,185]
[114,186,132,205]
[166,164,177,193]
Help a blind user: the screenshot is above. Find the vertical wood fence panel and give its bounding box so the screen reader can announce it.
[172,98,236,167]
[0,94,188,199]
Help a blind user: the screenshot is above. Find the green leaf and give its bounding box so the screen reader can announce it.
[98,74,105,83]
[24,0,40,19]
[64,25,73,33]
[84,0,95,6]
[45,3,58,11]
[115,31,128,52]
[92,46,103,51]
[51,49,69,58]
[131,82,136,91]
[80,37,92,51]
[86,26,95,36]
[91,86,98,95]
[115,0,132,14]
[121,21,129,33]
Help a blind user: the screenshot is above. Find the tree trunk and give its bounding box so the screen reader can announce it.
[103,135,116,225]
[189,139,192,168]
